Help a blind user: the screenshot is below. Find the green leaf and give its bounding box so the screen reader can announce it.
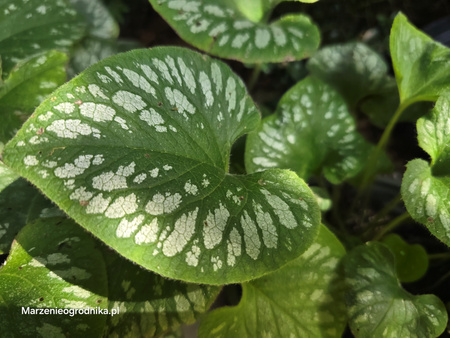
[402,159,450,245]
[0,161,18,191]
[0,218,109,337]
[68,38,141,78]
[311,186,332,212]
[148,0,320,63]
[344,242,447,337]
[381,234,429,283]
[0,0,85,77]
[245,76,372,184]
[0,210,220,336]
[390,12,450,105]
[102,248,220,337]
[401,95,450,246]
[199,224,347,338]
[416,95,450,175]
[3,47,321,284]
[68,0,119,39]
[0,178,39,254]
[307,42,388,108]
[0,50,68,143]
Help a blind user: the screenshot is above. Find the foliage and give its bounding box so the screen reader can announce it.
[0,0,449,337]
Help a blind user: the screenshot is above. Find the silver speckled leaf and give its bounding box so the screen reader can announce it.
[148,0,320,63]
[3,47,320,284]
[199,224,347,338]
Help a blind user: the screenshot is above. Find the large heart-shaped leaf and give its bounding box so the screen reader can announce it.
[68,0,119,39]
[245,76,372,184]
[0,216,220,336]
[401,95,450,246]
[148,0,320,63]
[3,47,320,284]
[0,217,109,337]
[0,0,85,77]
[344,242,447,337]
[391,13,450,105]
[198,224,347,338]
[0,50,68,143]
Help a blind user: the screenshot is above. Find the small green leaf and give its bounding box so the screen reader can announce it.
[390,12,450,104]
[198,224,347,338]
[416,95,450,175]
[307,42,388,107]
[381,233,429,283]
[311,186,332,212]
[245,76,372,184]
[0,178,38,254]
[3,47,320,284]
[148,0,320,63]
[0,0,85,77]
[68,0,119,39]
[0,50,68,143]
[0,218,109,337]
[344,242,447,337]
[102,248,220,337]
[402,159,450,245]
[402,95,450,246]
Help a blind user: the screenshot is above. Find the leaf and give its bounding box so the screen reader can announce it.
[102,247,220,337]
[311,186,332,212]
[390,12,450,105]
[344,242,447,337]
[401,95,450,246]
[0,211,220,337]
[0,218,109,337]
[68,0,119,39]
[0,160,18,191]
[402,160,450,245]
[307,42,388,108]
[148,0,320,63]
[198,224,347,338]
[381,234,428,283]
[0,0,85,77]
[67,38,141,78]
[0,50,68,143]
[245,76,372,184]
[416,95,450,175]
[3,47,321,284]
[0,178,39,254]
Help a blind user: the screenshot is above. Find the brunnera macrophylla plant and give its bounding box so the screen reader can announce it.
[0,0,449,337]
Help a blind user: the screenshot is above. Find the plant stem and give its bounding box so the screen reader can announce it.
[359,101,411,191]
[428,252,450,260]
[331,183,347,233]
[368,193,403,227]
[247,63,262,91]
[372,212,411,241]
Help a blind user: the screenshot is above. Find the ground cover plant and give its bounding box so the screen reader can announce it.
[0,0,449,337]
